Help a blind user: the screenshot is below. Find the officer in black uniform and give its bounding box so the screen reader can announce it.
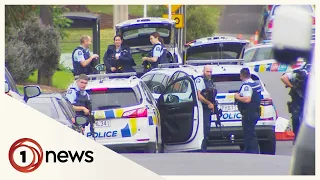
[65,74,94,135]
[72,36,99,76]
[103,35,136,73]
[142,32,169,72]
[235,68,262,154]
[195,65,216,152]
[280,62,309,144]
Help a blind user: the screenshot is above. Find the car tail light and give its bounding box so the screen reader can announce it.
[312,17,315,25]
[268,5,273,11]
[122,107,147,118]
[261,98,273,106]
[91,87,108,92]
[268,20,273,28]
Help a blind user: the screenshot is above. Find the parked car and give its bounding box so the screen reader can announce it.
[95,17,183,77]
[5,67,41,103]
[264,5,315,40]
[26,93,86,133]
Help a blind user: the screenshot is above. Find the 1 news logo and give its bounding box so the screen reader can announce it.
[9,138,94,173]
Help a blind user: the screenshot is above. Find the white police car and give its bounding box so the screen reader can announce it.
[141,60,278,154]
[114,17,183,76]
[74,73,162,153]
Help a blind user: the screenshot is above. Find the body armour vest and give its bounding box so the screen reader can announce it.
[72,46,92,75]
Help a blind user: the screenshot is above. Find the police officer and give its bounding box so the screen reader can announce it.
[72,36,99,76]
[65,74,92,129]
[234,68,262,154]
[195,65,216,152]
[103,35,136,73]
[142,32,169,72]
[280,64,308,144]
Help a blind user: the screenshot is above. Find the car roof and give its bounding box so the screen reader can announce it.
[85,77,141,90]
[245,43,273,51]
[115,17,176,28]
[28,93,64,101]
[148,64,260,78]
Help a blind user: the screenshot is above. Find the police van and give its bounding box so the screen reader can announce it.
[141,61,277,154]
[95,17,183,77]
[75,73,162,153]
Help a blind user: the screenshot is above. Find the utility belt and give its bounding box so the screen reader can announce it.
[238,105,261,117]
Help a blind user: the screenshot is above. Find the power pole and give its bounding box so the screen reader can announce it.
[113,5,129,34]
[38,5,54,86]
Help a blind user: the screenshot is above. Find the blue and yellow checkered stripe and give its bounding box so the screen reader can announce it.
[248,63,289,73]
[92,109,124,119]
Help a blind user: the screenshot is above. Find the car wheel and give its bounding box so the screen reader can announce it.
[259,132,276,155]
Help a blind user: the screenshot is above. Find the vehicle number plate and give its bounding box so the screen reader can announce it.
[94,120,111,127]
[219,105,238,112]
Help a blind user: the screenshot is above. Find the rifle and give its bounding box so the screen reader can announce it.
[86,100,96,141]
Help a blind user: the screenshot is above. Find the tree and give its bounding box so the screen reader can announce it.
[186,6,216,42]
[5,14,61,83]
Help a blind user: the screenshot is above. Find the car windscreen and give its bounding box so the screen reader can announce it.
[212,74,264,93]
[87,87,142,111]
[186,42,246,60]
[272,5,313,15]
[28,101,59,119]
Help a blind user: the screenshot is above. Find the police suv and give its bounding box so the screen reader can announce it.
[76,73,162,153]
[113,17,183,77]
[141,61,277,154]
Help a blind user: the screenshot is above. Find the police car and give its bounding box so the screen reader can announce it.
[243,42,313,72]
[141,60,277,154]
[112,17,183,76]
[74,73,162,153]
[183,36,249,64]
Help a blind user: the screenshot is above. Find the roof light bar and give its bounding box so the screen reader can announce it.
[185,59,244,66]
[74,72,137,81]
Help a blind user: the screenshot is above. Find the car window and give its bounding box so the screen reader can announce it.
[148,74,166,92]
[5,68,19,94]
[254,47,274,61]
[272,5,313,15]
[163,78,193,103]
[141,74,154,84]
[57,99,74,119]
[28,100,60,119]
[87,87,142,111]
[243,48,257,62]
[212,74,264,93]
[140,82,156,105]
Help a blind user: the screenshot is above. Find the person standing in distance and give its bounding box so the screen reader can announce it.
[195,65,216,152]
[234,68,262,154]
[142,32,169,71]
[103,35,136,73]
[72,35,99,76]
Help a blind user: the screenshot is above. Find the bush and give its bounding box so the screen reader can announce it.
[186,6,217,42]
[5,14,61,82]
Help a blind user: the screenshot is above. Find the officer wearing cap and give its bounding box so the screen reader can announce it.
[235,68,262,154]
[142,32,169,72]
[103,35,136,73]
[195,65,216,152]
[72,35,99,76]
[65,74,92,128]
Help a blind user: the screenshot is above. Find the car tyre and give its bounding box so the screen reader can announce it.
[259,131,276,155]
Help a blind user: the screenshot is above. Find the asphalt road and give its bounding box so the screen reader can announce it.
[216,5,265,39]
[122,141,294,175]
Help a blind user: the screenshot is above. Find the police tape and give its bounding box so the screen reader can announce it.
[247,62,301,73]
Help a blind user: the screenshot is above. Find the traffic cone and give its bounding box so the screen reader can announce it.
[254,31,259,44]
[275,117,295,141]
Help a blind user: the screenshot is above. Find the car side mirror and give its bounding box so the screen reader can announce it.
[5,81,10,93]
[23,85,41,102]
[95,64,105,71]
[75,115,88,125]
[153,85,165,94]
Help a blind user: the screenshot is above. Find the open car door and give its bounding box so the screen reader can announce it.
[157,71,202,151]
